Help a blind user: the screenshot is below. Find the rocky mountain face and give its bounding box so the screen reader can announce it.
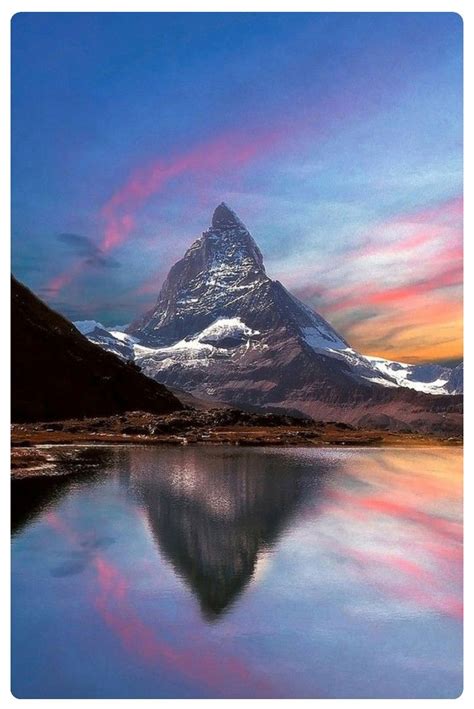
[78,204,462,435]
[130,202,271,345]
[444,362,463,393]
[12,276,182,422]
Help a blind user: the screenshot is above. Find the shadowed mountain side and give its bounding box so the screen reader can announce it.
[133,448,330,619]
[11,276,183,422]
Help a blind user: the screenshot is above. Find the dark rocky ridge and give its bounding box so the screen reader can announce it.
[11,276,182,422]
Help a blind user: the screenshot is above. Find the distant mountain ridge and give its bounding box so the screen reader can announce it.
[75,204,462,435]
[79,317,463,397]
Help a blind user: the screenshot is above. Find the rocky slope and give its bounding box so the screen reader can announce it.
[12,276,182,422]
[12,411,460,485]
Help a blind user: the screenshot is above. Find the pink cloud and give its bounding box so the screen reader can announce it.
[92,553,272,694]
[359,225,443,259]
[99,127,283,252]
[389,195,463,225]
[282,194,462,359]
[102,214,136,252]
[45,511,79,542]
[324,262,462,313]
[46,126,284,295]
[45,260,87,295]
[345,546,463,620]
[129,270,166,298]
[330,488,462,543]
[283,196,462,298]
[45,510,273,696]
[319,474,462,620]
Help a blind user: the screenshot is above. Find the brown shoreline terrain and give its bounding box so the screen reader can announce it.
[11,408,462,480]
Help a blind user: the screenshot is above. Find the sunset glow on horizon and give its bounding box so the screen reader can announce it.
[12,12,462,363]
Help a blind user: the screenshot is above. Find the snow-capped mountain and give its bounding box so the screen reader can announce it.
[76,204,462,433]
[360,357,463,396]
[74,320,136,360]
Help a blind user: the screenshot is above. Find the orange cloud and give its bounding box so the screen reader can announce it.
[290,196,463,361]
[344,297,463,362]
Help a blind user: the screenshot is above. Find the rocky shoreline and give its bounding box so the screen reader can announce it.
[11,409,462,479]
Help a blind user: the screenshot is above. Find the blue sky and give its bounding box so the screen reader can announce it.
[11,12,462,361]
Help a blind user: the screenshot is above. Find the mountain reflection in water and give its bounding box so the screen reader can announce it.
[131,448,329,618]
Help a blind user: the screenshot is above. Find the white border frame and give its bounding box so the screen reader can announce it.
[2,2,470,707]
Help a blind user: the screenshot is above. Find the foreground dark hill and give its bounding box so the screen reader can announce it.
[11,276,182,422]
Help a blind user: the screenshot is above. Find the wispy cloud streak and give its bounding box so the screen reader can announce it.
[45,127,283,296]
[286,196,463,361]
[100,128,282,251]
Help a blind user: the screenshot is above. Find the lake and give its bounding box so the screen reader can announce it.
[11,445,463,698]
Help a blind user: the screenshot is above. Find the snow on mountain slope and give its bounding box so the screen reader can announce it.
[131,318,261,380]
[354,354,460,395]
[299,326,461,395]
[74,320,105,335]
[83,319,461,396]
[197,317,259,344]
[127,203,270,346]
[301,326,348,352]
[361,356,452,395]
[109,330,139,344]
[73,322,135,361]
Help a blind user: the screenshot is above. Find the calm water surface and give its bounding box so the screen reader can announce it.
[11,446,462,698]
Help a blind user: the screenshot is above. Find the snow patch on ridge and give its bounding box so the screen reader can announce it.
[197,317,259,343]
[360,375,399,388]
[74,320,105,335]
[109,330,139,344]
[132,318,259,373]
[302,326,348,352]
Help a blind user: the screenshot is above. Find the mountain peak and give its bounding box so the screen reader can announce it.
[211,202,245,230]
[127,203,267,343]
[206,202,265,274]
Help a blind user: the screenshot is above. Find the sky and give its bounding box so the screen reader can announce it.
[11,12,463,363]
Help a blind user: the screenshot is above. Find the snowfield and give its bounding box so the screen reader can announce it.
[74,320,105,335]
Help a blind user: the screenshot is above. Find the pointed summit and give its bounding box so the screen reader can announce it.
[206,202,265,273]
[211,202,245,230]
[127,203,267,343]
